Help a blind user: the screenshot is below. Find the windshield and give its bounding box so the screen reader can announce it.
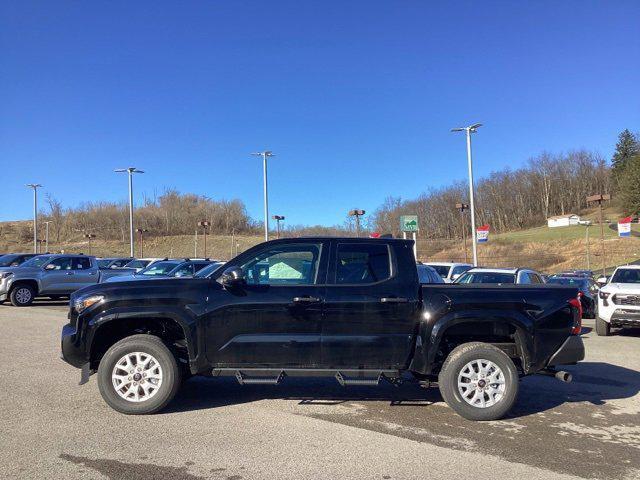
[125,259,151,269]
[611,268,640,284]
[547,277,589,289]
[0,254,19,267]
[426,264,451,278]
[194,262,225,278]
[456,272,516,284]
[20,255,53,268]
[139,261,180,276]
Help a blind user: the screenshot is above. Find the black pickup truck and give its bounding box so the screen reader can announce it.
[61,237,584,421]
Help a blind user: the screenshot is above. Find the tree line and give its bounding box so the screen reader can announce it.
[31,189,257,244]
[9,129,639,247]
[371,148,617,239]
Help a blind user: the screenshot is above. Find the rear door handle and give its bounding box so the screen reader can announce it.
[292,296,321,303]
[380,297,408,303]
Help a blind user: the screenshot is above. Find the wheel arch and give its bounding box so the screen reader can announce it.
[10,279,39,295]
[411,311,534,375]
[88,311,198,372]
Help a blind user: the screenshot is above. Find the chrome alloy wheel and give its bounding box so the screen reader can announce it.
[111,352,163,403]
[15,287,32,304]
[457,358,506,408]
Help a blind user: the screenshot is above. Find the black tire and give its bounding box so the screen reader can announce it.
[595,316,611,336]
[10,284,35,307]
[438,342,519,421]
[97,334,182,415]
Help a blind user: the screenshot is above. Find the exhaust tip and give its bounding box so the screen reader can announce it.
[555,370,572,383]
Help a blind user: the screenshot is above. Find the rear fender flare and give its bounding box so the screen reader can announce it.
[414,309,534,374]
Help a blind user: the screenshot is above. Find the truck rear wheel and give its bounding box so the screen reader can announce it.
[595,317,611,336]
[97,334,181,415]
[438,342,519,421]
[10,284,35,307]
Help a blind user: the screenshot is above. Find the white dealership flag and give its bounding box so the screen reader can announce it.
[618,216,632,237]
[477,225,490,243]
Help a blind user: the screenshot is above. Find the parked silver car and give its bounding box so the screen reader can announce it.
[0,254,132,306]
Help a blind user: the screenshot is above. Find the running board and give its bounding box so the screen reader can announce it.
[335,371,383,386]
[235,370,286,385]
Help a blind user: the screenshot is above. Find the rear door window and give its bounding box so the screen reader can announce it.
[73,257,92,270]
[335,243,391,284]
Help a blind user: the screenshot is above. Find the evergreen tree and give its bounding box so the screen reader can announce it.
[619,154,640,215]
[611,129,640,184]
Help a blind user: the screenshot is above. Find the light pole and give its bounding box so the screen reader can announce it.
[136,228,148,257]
[586,194,611,276]
[348,209,366,237]
[26,184,43,253]
[115,167,144,257]
[455,203,469,263]
[272,215,285,238]
[83,233,96,255]
[451,123,482,266]
[198,221,210,257]
[44,221,52,252]
[251,151,275,241]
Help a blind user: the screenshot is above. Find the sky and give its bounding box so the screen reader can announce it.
[1,1,639,227]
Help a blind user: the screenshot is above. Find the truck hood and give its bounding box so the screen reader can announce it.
[601,283,640,294]
[2,266,42,276]
[72,277,209,300]
[103,274,172,283]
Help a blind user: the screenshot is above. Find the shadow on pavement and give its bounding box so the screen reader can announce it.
[166,361,640,419]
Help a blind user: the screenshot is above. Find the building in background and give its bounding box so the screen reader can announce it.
[547,214,580,228]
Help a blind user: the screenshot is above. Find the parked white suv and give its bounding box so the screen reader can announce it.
[596,265,640,336]
[455,267,545,285]
[424,262,473,283]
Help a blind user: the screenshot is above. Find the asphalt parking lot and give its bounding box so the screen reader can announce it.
[1,302,639,480]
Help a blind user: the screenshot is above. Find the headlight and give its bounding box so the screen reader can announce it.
[73,294,104,313]
[598,291,610,300]
[0,272,13,281]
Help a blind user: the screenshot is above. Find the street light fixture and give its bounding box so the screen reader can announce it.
[83,233,96,255]
[348,209,366,237]
[135,228,149,257]
[455,203,469,263]
[451,123,482,266]
[198,221,211,258]
[26,184,43,253]
[114,167,144,257]
[586,194,611,276]
[43,221,53,253]
[251,151,275,241]
[272,215,285,238]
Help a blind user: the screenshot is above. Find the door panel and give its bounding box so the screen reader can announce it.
[321,241,419,369]
[206,284,325,367]
[205,241,328,368]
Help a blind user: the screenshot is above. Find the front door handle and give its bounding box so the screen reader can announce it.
[380,297,408,303]
[292,296,321,303]
[65,272,74,276]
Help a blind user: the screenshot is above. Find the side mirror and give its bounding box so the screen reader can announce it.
[220,266,244,287]
[596,276,609,286]
[44,264,56,270]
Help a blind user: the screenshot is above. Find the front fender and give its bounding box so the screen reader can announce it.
[87,305,202,373]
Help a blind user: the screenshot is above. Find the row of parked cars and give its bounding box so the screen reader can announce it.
[418,260,640,337]
[0,252,224,307]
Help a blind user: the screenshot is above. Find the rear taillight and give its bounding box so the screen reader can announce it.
[568,297,582,335]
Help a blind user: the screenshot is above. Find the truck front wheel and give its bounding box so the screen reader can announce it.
[10,284,35,307]
[97,334,181,415]
[438,342,519,421]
